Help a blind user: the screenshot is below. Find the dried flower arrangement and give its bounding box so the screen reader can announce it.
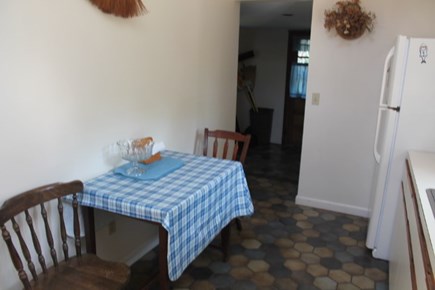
[89,0,147,18]
[324,0,375,40]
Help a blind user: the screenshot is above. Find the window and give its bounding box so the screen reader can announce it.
[289,38,310,99]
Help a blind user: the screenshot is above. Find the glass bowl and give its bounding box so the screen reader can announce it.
[117,139,154,176]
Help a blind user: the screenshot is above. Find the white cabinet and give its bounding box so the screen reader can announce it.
[389,159,435,290]
[389,181,413,290]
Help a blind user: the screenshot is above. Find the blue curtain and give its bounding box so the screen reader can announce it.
[289,64,308,99]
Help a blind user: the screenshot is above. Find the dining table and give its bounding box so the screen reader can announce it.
[77,150,254,290]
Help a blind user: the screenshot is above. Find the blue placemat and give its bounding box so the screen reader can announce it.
[114,157,184,181]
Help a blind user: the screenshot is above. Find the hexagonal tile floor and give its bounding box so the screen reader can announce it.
[126,145,388,290]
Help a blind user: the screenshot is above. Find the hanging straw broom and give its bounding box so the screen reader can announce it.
[89,0,147,18]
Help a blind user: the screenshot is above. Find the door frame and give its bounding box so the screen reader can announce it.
[281,30,311,148]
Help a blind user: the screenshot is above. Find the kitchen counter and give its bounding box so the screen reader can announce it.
[408,151,435,268]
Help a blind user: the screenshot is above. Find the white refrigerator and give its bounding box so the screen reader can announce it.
[366,35,435,260]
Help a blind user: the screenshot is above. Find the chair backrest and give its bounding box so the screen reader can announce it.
[203,128,251,164]
[0,181,84,289]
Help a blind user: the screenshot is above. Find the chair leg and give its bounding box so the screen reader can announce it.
[235,218,243,231]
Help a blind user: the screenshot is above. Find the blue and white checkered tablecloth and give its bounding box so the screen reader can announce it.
[78,151,254,281]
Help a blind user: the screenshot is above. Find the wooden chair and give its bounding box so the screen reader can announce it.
[203,128,251,231]
[0,181,130,290]
[203,128,251,165]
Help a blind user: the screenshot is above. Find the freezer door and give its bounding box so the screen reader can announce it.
[386,35,409,108]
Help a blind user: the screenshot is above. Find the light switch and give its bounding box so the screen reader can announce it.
[312,93,320,106]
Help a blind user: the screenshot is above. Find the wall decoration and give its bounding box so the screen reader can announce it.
[324,0,375,40]
[89,0,147,18]
[419,44,428,64]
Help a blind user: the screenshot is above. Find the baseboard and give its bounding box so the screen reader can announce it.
[295,195,370,218]
[123,236,159,266]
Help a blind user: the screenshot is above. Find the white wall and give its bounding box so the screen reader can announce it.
[297,0,435,216]
[0,0,240,289]
[237,28,288,144]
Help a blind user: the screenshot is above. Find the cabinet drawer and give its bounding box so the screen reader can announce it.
[389,184,414,290]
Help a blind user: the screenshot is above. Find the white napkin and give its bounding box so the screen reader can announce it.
[152,141,166,155]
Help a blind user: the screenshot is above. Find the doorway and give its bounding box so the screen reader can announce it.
[237,1,313,147]
[282,31,311,148]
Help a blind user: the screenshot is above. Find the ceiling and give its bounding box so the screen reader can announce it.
[239,0,313,30]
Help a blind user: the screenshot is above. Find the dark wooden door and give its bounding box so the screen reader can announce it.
[282,31,310,148]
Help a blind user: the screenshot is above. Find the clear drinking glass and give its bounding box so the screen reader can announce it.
[117,139,154,177]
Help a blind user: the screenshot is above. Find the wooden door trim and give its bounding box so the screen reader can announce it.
[282,30,310,147]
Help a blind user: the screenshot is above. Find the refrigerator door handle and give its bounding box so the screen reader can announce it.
[373,107,386,163]
[378,47,395,108]
[373,47,395,163]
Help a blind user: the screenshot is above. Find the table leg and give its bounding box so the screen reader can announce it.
[82,206,96,254]
[159,226,170,290]
[221,222,231,261]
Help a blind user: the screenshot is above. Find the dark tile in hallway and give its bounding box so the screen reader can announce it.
[127,145,388,289]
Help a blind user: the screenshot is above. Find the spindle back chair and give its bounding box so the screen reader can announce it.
[203,128,251,231]
[203,128,251,165]
[0,181,130,290]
